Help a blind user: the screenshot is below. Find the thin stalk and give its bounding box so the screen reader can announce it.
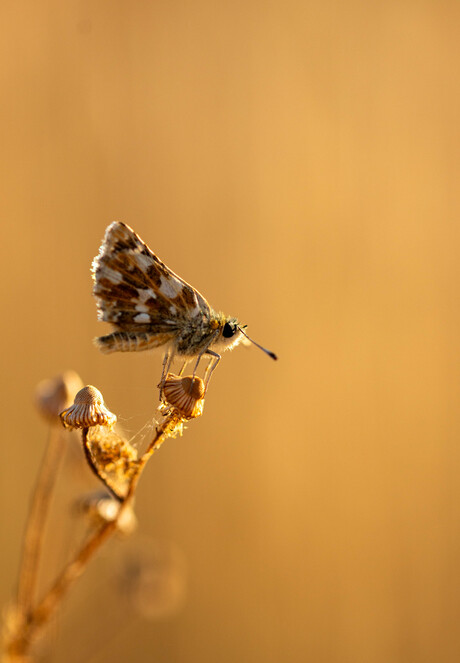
[16,424,64,615]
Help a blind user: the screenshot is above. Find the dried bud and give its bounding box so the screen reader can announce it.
[35,371,84,421]
[75,492,137,536]
[60,385,116,430]
[163,374,205,419]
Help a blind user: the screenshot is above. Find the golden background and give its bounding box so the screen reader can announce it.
[1,1,459,661]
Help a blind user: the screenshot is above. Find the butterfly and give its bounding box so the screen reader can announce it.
[92,222,277,393]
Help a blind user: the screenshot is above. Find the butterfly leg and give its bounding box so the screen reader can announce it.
[203,350,221,390]
[204,356,214,380]
[191,352,204,378]
[191,346,213,379]
[178,360,189,376]
[158,349,175,400]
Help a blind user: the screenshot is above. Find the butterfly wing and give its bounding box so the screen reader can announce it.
[92,222,211,336]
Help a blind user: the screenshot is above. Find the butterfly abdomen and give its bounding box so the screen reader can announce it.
[95,331,173,353]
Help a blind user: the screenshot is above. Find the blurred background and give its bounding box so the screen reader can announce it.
[1,1,459,661]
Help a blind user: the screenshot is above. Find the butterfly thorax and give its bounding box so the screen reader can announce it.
[174,310,240,357]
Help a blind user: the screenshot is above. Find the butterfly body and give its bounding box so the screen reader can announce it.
[92,222,250,389]
[95,309,240,358]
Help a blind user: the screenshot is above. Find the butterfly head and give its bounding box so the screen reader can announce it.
[216,317,243,351]
[216,317,278,361]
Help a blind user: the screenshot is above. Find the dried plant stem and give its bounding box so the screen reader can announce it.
[5,411,183,659]
[16,424,64,616]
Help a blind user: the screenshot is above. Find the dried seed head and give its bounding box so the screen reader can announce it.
[60,385,117,430]
[35,371,84,421]
[86,426,138,498]
[75,491,137,535]
[163,374,205,419]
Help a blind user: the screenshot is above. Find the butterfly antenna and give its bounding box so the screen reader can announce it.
[237,327,278,361]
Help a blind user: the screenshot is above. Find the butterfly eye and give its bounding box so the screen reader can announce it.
[222,322,236,338]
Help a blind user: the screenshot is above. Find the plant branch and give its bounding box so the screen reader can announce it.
[5,410,184,659]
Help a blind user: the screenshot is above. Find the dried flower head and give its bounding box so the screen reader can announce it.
[60,385,116,430]
[86,426,138,498]
[163,373,205,419]
[35,371,84,421]
[75,491,137,535]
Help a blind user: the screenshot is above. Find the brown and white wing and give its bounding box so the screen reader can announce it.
[92,222,211,333]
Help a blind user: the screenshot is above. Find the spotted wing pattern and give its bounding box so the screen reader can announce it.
[92,222,210,338]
